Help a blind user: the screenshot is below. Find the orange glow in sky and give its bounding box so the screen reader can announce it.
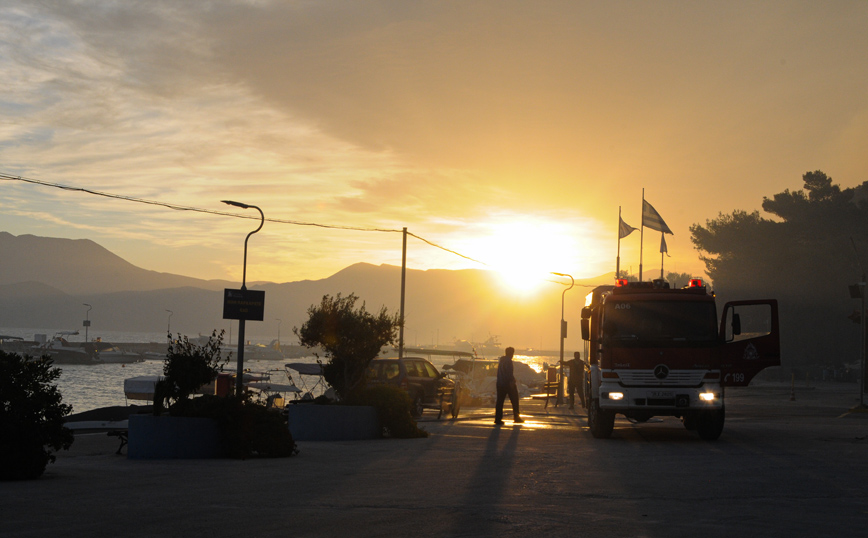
[1,2,866,285]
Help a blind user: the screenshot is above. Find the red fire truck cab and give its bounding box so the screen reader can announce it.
[580,278,780,440]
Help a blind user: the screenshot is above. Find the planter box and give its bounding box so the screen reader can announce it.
[128,415,223,459]
[287,404,381,441]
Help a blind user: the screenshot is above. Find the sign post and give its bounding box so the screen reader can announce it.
[221,200,264,396]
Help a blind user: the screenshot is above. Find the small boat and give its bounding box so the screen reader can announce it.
[124,375,163,401]
[31,332,99,364]
[87,341,144,364]
[442,357,545,402]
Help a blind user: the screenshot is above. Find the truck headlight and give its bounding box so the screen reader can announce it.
[608,392,624,400]
[699,392,715,402]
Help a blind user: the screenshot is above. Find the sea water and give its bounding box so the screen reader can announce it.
[55,358,316,414]
[2,327,307,413]
[3,327,558,413]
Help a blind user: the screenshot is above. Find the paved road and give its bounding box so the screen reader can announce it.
[2,382,866,537]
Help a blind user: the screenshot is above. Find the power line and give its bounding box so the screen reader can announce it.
[1,173,399,233]
[0,172,494,267]
[405,231,488,267]
[2,173,602,287]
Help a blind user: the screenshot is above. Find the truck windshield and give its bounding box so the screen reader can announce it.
[603,300,718,346]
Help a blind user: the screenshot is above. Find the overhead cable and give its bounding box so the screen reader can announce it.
[0,172,492,267]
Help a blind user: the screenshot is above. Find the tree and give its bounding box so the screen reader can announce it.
[155,330,228,415]
[0,351,74,480]
[690,171,868,372]
[617,270,638,282]
[665,272,704,289]
[155,330,296,458]
[294,293,400,399]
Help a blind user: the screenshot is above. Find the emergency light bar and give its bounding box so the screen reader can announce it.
[616,278,629,287]
[689,279,704,288]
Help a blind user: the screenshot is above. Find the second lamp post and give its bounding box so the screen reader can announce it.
[552,272,574,405]
[222,200,264,396]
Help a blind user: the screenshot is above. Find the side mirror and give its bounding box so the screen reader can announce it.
[581,319,590,341]
[581,306,592,320]
[731,313,741,336]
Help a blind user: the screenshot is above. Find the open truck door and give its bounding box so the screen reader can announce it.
[719,299,781,386]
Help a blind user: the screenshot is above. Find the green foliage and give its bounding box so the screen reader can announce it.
[665,272,706,289]
[153,330,295,458]
[346,385,428,439]
[173,395,297,458]
[690,170,868,370]
[155,330,228,414]
[616,270,638,282]
[0,351,74,480]
[294,293,400,399]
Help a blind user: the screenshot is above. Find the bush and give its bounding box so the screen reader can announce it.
[155,330,228,415]
[0,351,74,480]
[347,385,428,439]
[294,293,400,400]
[173,395,297,458]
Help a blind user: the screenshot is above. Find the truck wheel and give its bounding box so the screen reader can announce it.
[588,399,615,438]
[682,414,698,430]
[697,407,725,440]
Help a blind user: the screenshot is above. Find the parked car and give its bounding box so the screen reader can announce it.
[366,357,460,419]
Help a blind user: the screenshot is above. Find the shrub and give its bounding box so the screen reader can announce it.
[0,351,74,480]
[173,395,297,458]
[347,385,428,439]
[155,330,228,415]
[294,293,400,400]
[156,330,295,458]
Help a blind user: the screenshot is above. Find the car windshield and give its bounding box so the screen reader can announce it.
[603,300,718,346]
[384,363,400,380]
[422,362,439,378]
[407,361,429,378]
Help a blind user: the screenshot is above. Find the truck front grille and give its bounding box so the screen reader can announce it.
[615,370,706,387]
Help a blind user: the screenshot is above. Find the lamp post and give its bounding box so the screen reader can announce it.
[83,304,92,342]
[166,310,173,337]
[552,273,574,405]
[276,318,281,351]
[222,199,264,396]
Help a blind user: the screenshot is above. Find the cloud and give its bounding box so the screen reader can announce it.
[1,1,867,284]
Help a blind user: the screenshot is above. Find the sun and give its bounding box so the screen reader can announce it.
[463,217,582,296]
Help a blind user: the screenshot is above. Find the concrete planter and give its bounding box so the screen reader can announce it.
[287,404,381,441]
[128,414,223,459]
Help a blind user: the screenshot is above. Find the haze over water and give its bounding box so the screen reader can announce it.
[4,327,553,413]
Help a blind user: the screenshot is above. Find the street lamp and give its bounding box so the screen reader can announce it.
[222,199,264,396]
[551,272,574,405]
[83,304,92,342]
[166,310,173,337]
[276,318,281,351]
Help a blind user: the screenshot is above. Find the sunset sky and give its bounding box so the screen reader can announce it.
[2,1,867,293]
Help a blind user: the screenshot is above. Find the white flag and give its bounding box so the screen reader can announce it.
[619,217,637,239]
[643,199,673,234]
[660,234,670,257]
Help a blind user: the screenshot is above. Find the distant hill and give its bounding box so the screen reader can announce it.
[0,232,233,294]
[0,232,613,349]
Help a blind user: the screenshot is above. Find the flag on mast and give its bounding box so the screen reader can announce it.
[660,233,670,256]
[619,217,637,239]
[642,199,673,234]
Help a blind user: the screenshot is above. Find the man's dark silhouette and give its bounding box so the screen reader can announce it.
[495,346,523,425]
[565,351,586,410]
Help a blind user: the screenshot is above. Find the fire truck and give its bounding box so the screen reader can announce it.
[580,278,780,440]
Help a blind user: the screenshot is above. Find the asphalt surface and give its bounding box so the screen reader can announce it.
[2,382,866,538]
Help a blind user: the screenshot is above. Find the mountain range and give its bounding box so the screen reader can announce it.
[0,232,611,350]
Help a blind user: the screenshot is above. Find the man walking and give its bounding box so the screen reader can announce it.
[565,351,586,410]
[495,346,524,425]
